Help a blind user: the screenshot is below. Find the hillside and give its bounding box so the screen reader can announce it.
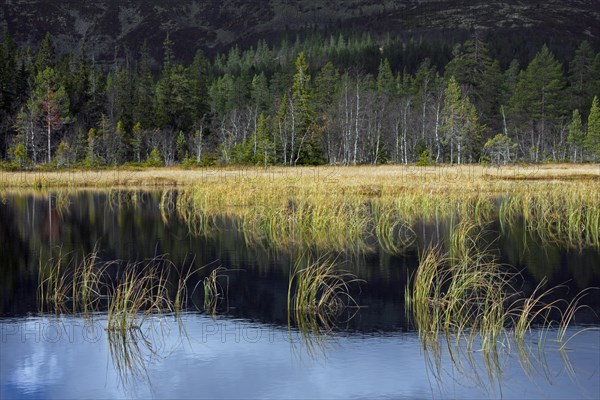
[1,0,599,62]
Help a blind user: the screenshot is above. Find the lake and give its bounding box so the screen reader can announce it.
[1,190,599,399]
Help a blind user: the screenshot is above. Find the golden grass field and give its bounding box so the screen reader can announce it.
[2,164,598,251]
[1,163,598,189]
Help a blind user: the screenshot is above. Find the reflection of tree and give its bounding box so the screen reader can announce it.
[0,202,31,313]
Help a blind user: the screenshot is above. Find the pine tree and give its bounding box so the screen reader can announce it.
[255,112,274,169]
[314,62,340,114]
[484,133,516,165]
[291,52,316,164]
[114,120,126,164]
[85,127,97,166]
[162,33,174,72]
[176,130,187,162]
[568,41,595,112]
[440,76,481,164]
[31,67,70,163]
[444,35,492,103]
[188,49,210,122]
[292,52,312,122]
[135,40,155,127]
[250,73,270,113]
[35,33,55,74]
[479,59,503,129]
[130,122,144,163]
[584,96,600,160]
[376,58,395,97]
[0,28,17,114]
[509,45,566,161]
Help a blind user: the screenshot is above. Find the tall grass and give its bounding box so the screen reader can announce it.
[38,249,72,313]
[106,264,172,331]
[287,255,361,337]
[166,166,599,253]
[407,220,599,358]
[38,247,112,314]
[37,250,221,331]
[203,266,229,315]
[406,220,599,391]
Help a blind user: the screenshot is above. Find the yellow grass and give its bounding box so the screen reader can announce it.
[3,164,599,251]
[0,164,598,189]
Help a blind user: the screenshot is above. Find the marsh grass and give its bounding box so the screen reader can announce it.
[499,188,600,249]
[6,165,597,253]
[287,255,362,339]
[38,249,73,313]
[106,264,172,331]
[37,249,221,331]
[165,166,599,253]
[408,220,599,393]
[203,266,230,315]
[38,247,109,314]
[71,249,113,315]
[408,220,599,366]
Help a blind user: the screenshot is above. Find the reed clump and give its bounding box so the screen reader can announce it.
[407,220,598,357]
[203,266,229,315]
[106,264,172,331]
[38,248,111,314]
[37,250,222,330]
[287,255,362,336]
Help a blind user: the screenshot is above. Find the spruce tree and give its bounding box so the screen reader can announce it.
[440,76,481,164]
[568,41,595,112]
[34,33,55,74]
[509,45,566,161]
[585,96,600,160]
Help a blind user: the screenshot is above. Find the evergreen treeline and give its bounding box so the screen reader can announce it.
[0,29,599,168]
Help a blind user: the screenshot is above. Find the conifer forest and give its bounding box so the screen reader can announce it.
[1,29,599,169]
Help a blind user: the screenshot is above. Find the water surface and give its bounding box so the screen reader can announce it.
[1,190,599,399]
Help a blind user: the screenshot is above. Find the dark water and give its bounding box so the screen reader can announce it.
[1,190,599,399]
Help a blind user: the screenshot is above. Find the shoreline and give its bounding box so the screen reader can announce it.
[1,164,598,189]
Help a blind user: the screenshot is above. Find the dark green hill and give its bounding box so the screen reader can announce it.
[1,0,598,62]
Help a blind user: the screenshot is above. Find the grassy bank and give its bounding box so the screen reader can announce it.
[167,164,599,251]
[4,164,598,251]
[0,164,598,188]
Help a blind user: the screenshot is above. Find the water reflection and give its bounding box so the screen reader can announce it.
[1,190,599,398]
[1,190,598,322]
[0,316,598,399]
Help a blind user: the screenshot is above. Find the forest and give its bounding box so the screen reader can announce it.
[0,29,599,168]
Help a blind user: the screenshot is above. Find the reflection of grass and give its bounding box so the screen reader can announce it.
[108,328,154,388]
[107,318,180,390]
